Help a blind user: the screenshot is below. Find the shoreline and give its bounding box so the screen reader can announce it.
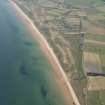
[10,0,81,105]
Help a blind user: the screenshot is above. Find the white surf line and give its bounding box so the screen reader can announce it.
[10,1,81,105]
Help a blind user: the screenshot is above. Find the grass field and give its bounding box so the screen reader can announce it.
[83,52,102,73]
[85,34,105,42]
[87,90,105,105]
[88,76,105,91]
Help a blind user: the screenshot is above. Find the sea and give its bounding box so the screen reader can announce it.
[0,0,68,105]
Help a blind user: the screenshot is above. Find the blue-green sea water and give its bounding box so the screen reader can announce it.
[0,0,69,105]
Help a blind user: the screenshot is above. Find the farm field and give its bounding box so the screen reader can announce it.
[84,14,105,105]
[83,52,102,73]
[87,90,105,105]
[88,76,105,91]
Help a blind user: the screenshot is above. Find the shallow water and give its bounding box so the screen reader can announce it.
[0,0,68,105]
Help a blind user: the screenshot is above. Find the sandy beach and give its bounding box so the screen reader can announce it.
[10,0,81,105]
